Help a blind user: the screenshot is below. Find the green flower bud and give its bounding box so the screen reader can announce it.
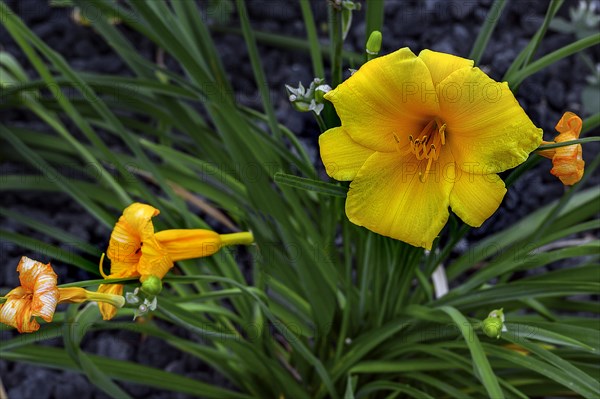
[366,31,383,56]
[482,317,503,339]
[141,275,162,296]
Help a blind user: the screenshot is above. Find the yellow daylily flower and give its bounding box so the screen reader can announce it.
[319,48,542,249]
[538,111,585,186]
[0,257,124,333]
[98,202,253,320]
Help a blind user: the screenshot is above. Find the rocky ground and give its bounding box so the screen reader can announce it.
[1,0,599,398]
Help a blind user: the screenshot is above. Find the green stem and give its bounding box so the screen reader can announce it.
[220,232,254,247]
[235,0,282,139]
[314,112,327,132]
[334,219,353,363]
[469,0,507,64]
[522,0,564,67]
[329,4,343,88]
[509,34,600,88]
[582,112,600,135]
[531,151,600,242]
[300,0,325,79]
[210,26,363,65]
[536,137,600,150]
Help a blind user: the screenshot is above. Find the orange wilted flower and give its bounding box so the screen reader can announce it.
[0,257,124,333]
[538,112,585,186]
[320,48,542,249]
[0,257,59,333]
[98,203,254,320]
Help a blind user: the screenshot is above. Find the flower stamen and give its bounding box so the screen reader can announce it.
[408,119,446,183]
[393,133,412,155]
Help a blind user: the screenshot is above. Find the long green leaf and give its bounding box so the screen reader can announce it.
[440,306,504,399]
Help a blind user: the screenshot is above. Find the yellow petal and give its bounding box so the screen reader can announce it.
[58,287,89,303]
[137,235,173,280]
[17,257,58,323]
[436,67,542,173]
[325,47,440,152]
[345,150,454,249]
[155,229,222,262]
[450,171,507,227]
[107,203,161,278]
[97,284,124,320]
[319,127,375,181]
[418,49,474,86]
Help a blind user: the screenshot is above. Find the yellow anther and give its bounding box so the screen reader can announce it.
[404,118,447,182]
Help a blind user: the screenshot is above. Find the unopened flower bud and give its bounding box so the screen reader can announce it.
[483,317,503,339]
[482,308,505,339]
[366,31,382,56]
[141,275,162,296]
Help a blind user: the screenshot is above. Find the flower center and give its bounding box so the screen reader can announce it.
[394,117,446,183]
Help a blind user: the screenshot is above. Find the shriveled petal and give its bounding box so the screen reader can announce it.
[555,111,582,139]
[0,297,39,333]
[418,49,474,86]
[450,172,507,227]
[325,47,440,152]
[319,127,375,181]
[437,67,542,173]
[16,257,58,323]
[541,112,584,186]
[551,144,584,185]
[97,284,124,320]
[107,203,160,277]
[345,150,455,249]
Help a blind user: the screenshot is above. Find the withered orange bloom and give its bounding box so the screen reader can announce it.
[0,257,125,333]
[0,257,59,333]
[538,112,585,185]
[98,203,253,320]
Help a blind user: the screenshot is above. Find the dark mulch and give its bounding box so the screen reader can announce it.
[1,0,598,398]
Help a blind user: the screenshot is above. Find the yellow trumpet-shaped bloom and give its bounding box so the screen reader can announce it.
[319,48,542,249]
[0,257,125,333]
[98,202,253,320]
[538,112,585,186]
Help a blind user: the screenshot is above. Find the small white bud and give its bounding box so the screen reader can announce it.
[125,292,139,304]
